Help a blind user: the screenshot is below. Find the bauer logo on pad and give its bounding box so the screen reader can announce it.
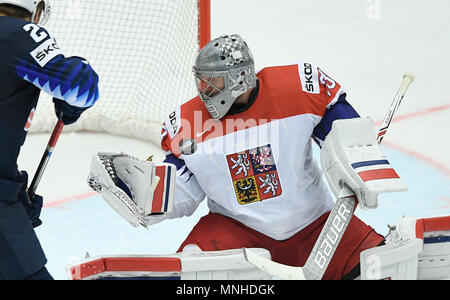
[226,144,282,205]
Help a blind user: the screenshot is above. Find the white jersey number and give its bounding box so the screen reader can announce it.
[318,69,336,90]
[23,24,48,43]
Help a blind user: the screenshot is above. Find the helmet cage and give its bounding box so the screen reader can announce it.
[194,64,256,120]
[195,70,228,101]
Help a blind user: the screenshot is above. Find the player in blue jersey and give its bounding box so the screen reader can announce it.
[0,0,99,280]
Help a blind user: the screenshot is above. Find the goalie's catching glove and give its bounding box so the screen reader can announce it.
[87,151,176,227]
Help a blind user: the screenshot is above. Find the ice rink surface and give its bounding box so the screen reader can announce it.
[17,0,450,279]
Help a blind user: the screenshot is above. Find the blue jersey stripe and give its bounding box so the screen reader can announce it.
[164,154,185,170]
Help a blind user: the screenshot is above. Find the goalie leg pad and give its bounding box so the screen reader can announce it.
[87,151,176,227]
[391,216,450,280]
[360,237,422,280]
[67,248,272,280]
[179,248,272,280]
[362,215,450,280]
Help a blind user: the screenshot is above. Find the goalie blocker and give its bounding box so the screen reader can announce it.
[321,117,407,210]
[88,152,176,227]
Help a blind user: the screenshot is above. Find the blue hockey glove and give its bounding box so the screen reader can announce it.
[17,171,43,228]
[53,98,90,125]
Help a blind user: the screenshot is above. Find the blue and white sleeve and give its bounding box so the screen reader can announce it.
[16,55,99,108]
[312,94,360,148]
[11,23,99,108]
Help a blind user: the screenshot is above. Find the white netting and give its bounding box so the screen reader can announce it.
[30,0,204,144]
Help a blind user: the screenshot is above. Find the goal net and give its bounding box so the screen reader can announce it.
[30,0,210,144]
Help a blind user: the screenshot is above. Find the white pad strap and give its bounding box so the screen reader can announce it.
[320,117,407,209]
[88,151,176,227]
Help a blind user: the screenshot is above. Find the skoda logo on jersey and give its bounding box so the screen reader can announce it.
[30,38,63,67]
[299,62,320,94]
[24,108,36,132]
[226,144,282,205]
[165,108,181,139]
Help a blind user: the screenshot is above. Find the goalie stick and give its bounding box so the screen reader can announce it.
[377,73,415,143]
[244,185,357,280]
[244,73,415,280]
[28,119,65,201]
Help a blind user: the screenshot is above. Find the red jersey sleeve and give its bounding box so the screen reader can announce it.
[297,61,346,109]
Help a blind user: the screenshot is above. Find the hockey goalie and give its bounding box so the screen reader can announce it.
[75,34,450,280]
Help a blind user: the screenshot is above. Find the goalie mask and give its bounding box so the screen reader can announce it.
[193,34,257,120]
[0,0,51,25]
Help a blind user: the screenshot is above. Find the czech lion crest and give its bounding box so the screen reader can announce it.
[226,144,282,205]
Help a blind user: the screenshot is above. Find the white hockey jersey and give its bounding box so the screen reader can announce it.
[160,62,354,240]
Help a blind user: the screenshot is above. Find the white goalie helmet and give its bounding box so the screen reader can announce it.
[193,34,257,120]
[0,0,51,25]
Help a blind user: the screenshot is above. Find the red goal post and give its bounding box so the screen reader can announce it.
[199,0,211,49]
[30,0,211,144]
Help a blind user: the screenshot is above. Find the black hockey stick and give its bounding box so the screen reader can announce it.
[28,119,65,201]
[244,73,415,279]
